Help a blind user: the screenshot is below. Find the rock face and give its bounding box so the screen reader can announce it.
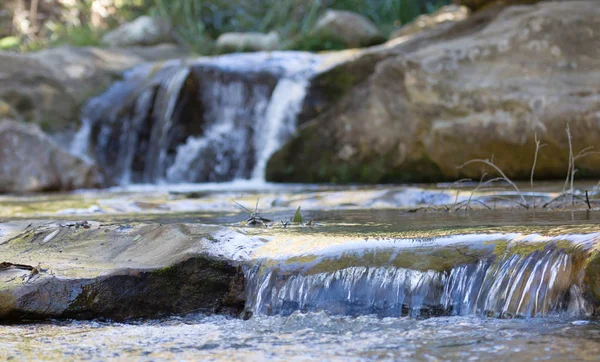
[0,119,102,193]
[268,1,600,183]
[391,5,470,39]
[102,16,174,47]
[312,10,385,48]
[0,44,188,134]
[216,31,281,53]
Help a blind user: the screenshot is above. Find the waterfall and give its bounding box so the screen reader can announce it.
[244,244,592,318]
[251,78,308,181]
[75,52,320,185]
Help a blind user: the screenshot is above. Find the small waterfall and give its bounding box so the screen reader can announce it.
[245,243,592,318]
[251,78,308,181]
[77,52,320,185]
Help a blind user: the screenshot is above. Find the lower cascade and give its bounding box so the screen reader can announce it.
[74,52,320,184]
[245,244,592,318]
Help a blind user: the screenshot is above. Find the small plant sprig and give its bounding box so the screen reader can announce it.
[234,200,321,228]
[233,198,272,227]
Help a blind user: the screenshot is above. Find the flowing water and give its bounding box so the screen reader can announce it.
[2,184,600,360]
[74,52,322,184]
[2,313,600,361]
[8,46,600,360]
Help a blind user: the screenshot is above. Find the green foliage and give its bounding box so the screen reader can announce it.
[152,0,449,54]
[0,37,20,50]
[287,32,348,52]
[5,0,450,53]
[293,206,303,224]
[49,24,105,47]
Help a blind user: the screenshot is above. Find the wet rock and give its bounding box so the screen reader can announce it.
[0,45,188,134]
[0,119,102,193]
[1,217,599,321]
[102,16,174,47]
[312,10,385,48]
[216,31,281,53]
[0,222,249,321]
[391,5,470,39]
[269,1,600,183]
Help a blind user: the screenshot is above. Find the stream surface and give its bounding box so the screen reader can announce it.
[1,182,599,361]
[2,313,600,361]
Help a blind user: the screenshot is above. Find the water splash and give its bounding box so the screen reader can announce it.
[245,243,592,318]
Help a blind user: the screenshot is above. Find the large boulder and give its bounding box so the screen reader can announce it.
[216,31,281,53]
[102,16,174,47]
[0,119,102,193]
[0,44,188,134]
[312,9,385,48]
[268,1,600,183]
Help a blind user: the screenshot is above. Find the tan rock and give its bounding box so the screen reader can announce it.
[216,31,281,53]
[102,16,174,47]
[391,5,470,39]
[268,1,600,183]
[0,44,188,133]
[312,9,385,48]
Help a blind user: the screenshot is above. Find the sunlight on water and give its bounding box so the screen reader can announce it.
[1,314,600,361]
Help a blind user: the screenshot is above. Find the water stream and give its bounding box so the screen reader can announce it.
[73,52,321,185]
[245,236,593,319]
[1,185,600,360]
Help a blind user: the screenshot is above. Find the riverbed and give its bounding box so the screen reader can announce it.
[1,182,599,361]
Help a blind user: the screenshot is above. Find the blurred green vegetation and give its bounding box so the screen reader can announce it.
[2,0,449,53]
[153,0,449,53]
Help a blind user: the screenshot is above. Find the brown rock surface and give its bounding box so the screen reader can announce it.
[268,1,600,183]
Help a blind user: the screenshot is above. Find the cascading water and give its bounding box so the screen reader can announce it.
[244,238,594,318]
[74,52,321,185]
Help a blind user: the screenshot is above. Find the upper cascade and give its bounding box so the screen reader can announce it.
[73,51,322,185]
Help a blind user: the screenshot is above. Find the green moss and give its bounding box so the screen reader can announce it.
[287,33,350,52]
[267,126,445,184]
[284,244,495,275]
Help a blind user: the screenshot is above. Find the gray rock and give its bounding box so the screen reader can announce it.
[312,9,385,48]
[0,221,252,321]
[0,119,102,193]
[102,16,174,47]
[216,31,281,53]
[0,44,188,134]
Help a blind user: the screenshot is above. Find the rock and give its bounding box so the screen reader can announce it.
[0,222,248,321]
[391,5,470,39]
[0,119,102,193]
[102,16,174,47]
[0,44,188,133]
[312,9,385,48]
[455,0,542,11]
[268,1,600,183]
[216,31,281,53]
[2,218,598,321]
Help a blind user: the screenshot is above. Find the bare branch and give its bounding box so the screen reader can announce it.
[457,158,529,208]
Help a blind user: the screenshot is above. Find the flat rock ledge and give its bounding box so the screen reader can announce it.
[1,220,600,321]
[0,221,257,321]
